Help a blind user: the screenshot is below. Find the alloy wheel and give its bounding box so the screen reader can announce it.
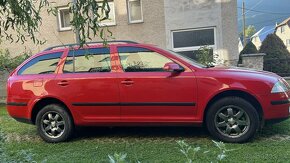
[214,105,250,138]
[40,111,65,139]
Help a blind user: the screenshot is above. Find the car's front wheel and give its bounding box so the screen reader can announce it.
[206,97,260,143]
[36,104,74,143]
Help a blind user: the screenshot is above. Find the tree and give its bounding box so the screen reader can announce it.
[239,25,256,38]
[260,34,290,75]
[259,34,290,59]
[0,0,111,46]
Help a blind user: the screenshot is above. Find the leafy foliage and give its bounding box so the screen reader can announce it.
[176,140,236,163]
[195,45,214,66]
[108,153,128,163]
[259,34,290,75]
[0,0,111,46]
[0,0,49,44]
[0,49,31,73]
[67,0,113,45]
[239,25,256,38]
[195,45,223,66]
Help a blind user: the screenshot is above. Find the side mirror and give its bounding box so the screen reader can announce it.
[163,62,184,73]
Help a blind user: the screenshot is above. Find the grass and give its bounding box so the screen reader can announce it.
[1,105,290,162]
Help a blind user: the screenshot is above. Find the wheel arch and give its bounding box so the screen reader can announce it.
[31,97,73,125]
[203,90,264,123]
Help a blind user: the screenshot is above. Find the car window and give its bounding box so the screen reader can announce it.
[18,52,63,75]
[118,47,174,72]
[64,48,111,73]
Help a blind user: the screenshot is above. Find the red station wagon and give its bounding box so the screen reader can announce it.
[6,41,290,143]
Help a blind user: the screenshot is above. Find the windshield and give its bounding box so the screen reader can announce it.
[164,50,207,68]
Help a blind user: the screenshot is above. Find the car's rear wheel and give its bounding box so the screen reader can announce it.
[206,97,260,143]
[36,104,74,143]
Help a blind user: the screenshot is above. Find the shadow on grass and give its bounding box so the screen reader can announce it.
[71,120,290,142]
[72,126,209,141]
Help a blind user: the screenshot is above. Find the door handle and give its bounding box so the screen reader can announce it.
[57,80,69,86]
[121,79,134,85]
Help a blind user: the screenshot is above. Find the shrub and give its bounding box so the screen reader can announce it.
[0,49,31,73]
[194,45,224,66]
[259,34,290,75]
[259,34,290,59]
[240,41,258,55]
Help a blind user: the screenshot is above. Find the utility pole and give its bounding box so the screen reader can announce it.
[72,0,80,44]
[242,1,246,47]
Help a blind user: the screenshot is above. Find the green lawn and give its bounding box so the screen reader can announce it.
[1,105,290,162]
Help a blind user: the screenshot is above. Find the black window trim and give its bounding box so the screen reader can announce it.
[63,47,112,74]
[17,52,64,76]
[117,46,185,73]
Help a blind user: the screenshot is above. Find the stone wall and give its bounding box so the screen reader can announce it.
[0,71,8,103]
[239,53,266,70]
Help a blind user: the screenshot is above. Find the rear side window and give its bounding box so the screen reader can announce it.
[118,47,173,72]
[18,52,63,75]
[63,48,111,73]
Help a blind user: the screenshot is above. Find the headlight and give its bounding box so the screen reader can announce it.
[271,80,289,93]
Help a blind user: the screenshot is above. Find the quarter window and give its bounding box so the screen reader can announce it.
[172,27,216,60]
[118,47,174,72]
[18,52,63,75]
[127,0,143,23]
[64,48,111,73]
[57,7,71,31]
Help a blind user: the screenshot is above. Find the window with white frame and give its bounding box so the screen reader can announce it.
[286,39,290,47]
[98,1,116,26]
[57,7,71,31]
[127,0,143,23]
[281,25,285,33]
[172,27,216,60]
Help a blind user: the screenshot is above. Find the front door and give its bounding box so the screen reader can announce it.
[117,46,197,122]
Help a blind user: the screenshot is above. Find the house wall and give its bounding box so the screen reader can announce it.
[1,0,166,56]
[164,0,239,65]
[0,0,75,56]
[276,24,290,52]
[251,36,262,50]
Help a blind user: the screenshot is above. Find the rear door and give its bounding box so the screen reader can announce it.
[54,47,120,123]
[116,46,197,122]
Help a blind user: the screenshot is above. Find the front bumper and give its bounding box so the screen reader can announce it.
[259,91,290,120]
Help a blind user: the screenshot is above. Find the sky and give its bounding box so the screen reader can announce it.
[237,0,290,32]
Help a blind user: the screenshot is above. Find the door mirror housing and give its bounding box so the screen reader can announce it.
[163,62,184,72]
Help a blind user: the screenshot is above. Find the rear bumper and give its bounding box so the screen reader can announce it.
[6,103,31,123]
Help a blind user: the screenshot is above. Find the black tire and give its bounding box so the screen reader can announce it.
[206,97,260,143]
[36,104,74,143]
